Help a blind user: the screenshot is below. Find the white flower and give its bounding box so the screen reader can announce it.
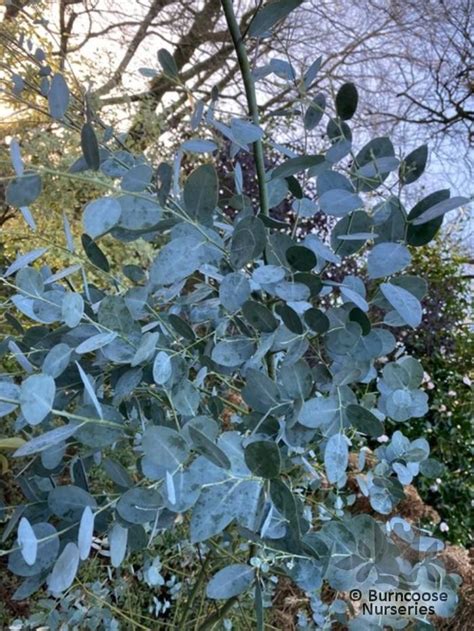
[377,434,389,443]
[462,375,472,387]
[439,522,449,532]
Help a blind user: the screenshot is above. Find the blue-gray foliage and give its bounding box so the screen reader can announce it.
[2,7,470,627]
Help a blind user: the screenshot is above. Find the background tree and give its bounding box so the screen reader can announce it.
[1,0,472,193]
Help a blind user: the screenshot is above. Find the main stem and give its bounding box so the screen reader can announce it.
[220,0,269,217]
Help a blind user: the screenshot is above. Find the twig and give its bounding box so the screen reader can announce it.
[198,595,239,631]
[179,552,212,629]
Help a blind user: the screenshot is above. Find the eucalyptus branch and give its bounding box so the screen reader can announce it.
[220,0,269,217]
[179,553,213,629]
[198,595,239,631]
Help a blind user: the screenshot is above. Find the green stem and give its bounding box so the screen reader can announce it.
[198,596,239,631]
[220,0,269,217]
[179,553,212,629]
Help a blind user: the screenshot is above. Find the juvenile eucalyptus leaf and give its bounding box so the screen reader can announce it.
[248,0,304,37]
[109,523,128,567]
[73,404,123,448]
[184,164,218,225]
[5,248,47,277]
[162,470,200,512]
[206,564,255,599]
[319,188,363,217]
[286,245,317,271]
[340,285,369,312]
[219,272,251,311]
[75,362,102,418]
[304,308,329,334]
[47,542,79,594]
[12,576,44,601]
[81,123,100,171]
[325,322,361,355]
[346,404,384,437]
[83,197,122,239]
[153,351,172,385]
[252,265,285,285]
[48,73,70,119]
[280,359,312,401]
[270,479,302,533]
[188,425,231,470]
[303,56,322,88]
[231,216,266,269]
[242,369,285,414]
[367,242,411,279]
[407,189,449,246]
[157,48,178,78]
[48,485,97,521]
[324,433,349,484]
[304,93,326,130]
[335,82,358,120]
[231,118,264,145]
[275,303,303,334]
[14,424,78,457]
[116,488,162,524]
[81,234,110,272]
[165,470,176,506]
[211,338,255,367]
[399,144,428,184]
[8,523,59,578]
[6,173,42,207]
[242,300,278,332]
[0,381,20,417]
[349,307,371,335]
[121,164,152,192]
[182,139,217,153]
[244,441,281,478]
[380,283,422,328]
[267,176,288,206]
[103,458,133,488]
[354,156,399,179]
[272,155,326,179]
[9,138,23,175]
[411,195,469,225]
[19,373,55,425]
[352,137,396,192]
[168,314,195,340]
[75,331,117,354]
[142,426,190,470]
[117,194,161,232]
[331,211,373,256]
[78,506,94,560]
[150,236,214,286]
[18,517,37,566]
[274,280,309,301]
[190,479,259,543]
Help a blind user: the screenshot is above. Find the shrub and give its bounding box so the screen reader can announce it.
[0,2,471,628]
[402,243,473,546]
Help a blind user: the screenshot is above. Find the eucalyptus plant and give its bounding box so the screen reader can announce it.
[0,1,470,628]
